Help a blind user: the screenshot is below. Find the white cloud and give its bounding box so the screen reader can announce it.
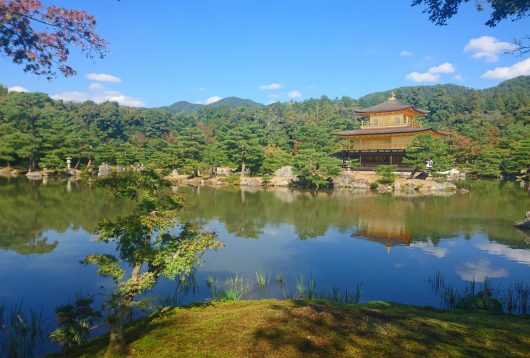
[198,86,207,91]
[453,74,463,81]
[410,240,448,258]
[406,62,455,82]
[7,86,28,93]
[94,91,145,107]
[481,58,530,80]
[456,259,508,282]
[287,90,302,99]
[51,90,144,107]
[88,82,105,91]
[464,36,518,62]
[197,96,222,105]
[400,50,413,57]
[476,242,530,266]
[259,83,283,90]
[86,73,122,83]
[51,91,89,102]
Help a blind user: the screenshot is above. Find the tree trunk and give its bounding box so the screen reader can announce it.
[240,161,246,177]
[105,307,128,357]
[105,263,142,357]
[408,169,417,179]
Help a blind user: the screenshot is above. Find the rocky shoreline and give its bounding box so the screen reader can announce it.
[164,166,467,196]
[0,165,468,196]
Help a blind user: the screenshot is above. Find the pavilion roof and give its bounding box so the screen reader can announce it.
[355,98,429,115]
[334,127,447,137]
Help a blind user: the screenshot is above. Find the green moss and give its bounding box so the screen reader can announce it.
[218,175,240,185]
[51,299,530,358]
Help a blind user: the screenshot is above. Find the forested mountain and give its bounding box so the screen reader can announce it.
[0,77,528,181]
[165,96,264,112]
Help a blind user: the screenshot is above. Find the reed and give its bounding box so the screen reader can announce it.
[0,302,44,358]
[274,272,284,285]
[206,273,215,288]
[295,275,306,298]
[256,271,271,288]
[212,274,253,302]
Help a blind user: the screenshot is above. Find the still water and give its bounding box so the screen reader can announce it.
[0,177,529,353]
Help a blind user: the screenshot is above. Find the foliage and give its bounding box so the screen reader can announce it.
[293,148,341,188]
[403,134,452,172]
[82,169,222,355]
[49,295,101,350]
[0,77,529,178]
[0,0,108,78]
[375,165,397,184]
[412,0,530,27]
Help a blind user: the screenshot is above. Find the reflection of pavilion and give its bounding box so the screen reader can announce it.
[353,217,411,253]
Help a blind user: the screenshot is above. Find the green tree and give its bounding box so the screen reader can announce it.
[503,139,530,175]
[82,170,222,355]
[376,165,397,184]
[293,148,341,188]
[403,134,452,172]
[260,145,293,176]
[471,150,502,177]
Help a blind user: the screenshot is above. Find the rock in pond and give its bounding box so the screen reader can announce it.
[514,211,530,230]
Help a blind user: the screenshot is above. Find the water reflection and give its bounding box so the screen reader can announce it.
[0,178,134,255]
[178,183,530,250]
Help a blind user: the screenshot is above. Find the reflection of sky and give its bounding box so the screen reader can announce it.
[476,242,530,266]
[456,259,508,282]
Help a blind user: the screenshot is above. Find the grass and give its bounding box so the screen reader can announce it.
[50,299,530,358]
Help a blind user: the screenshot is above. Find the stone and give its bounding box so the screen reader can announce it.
[269,177,293,187]
[431,181,457,192]
[376,184,393,193]
[403,182,416,193]
[351,179,370,189]
[170,169,179,177]
[26,170,43,180]
[515,211,530,230]
[239,177,263,187]
[216,167,232,177]
[274,166,294,177]
[98,163,112,177]
[459,188,470,194]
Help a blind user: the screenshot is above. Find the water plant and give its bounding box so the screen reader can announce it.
[274,272,284,285]
[206,273,215,288]
[212,274,253,302]
[295,275,306,298]
[255,271,271,288]
[49,294,101,350]
[0,302,44,358]
[308,274,317,299]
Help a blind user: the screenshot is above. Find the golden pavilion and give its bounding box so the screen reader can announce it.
[334,94,446,170]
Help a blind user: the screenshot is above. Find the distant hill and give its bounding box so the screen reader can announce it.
[165,96,264,112]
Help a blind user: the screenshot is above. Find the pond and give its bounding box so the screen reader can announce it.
[0,177,529,355]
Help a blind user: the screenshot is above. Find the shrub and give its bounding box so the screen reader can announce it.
[218,175,240,185]
[375,165,397,184]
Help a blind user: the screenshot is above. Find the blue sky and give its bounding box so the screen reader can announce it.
[1,0,529,107]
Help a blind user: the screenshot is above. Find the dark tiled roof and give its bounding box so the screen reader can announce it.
[334,127,446,136]
[355,99,429,115]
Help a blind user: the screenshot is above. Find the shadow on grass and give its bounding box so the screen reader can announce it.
[49,301,214,358]
[252,300,530,357]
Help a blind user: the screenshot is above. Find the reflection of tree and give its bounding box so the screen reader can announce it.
[178,182,530,250]
[0,178,134,255]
